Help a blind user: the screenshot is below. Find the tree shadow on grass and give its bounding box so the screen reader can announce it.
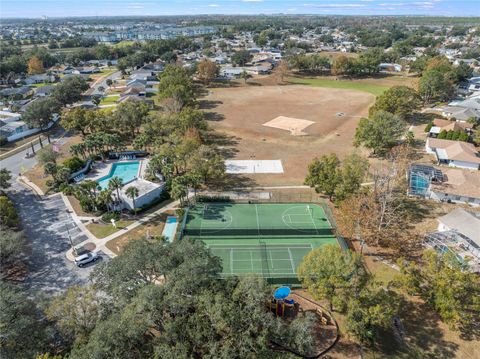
[413,112,439,126]
[198,99,223,110]
[373,298,459,359]
[210,174,257,190]
[204,111,225,122]
[204,132,239,159]
[399,197,433,224]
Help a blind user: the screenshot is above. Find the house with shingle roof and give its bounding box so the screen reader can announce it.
[426,138,480,170]
[428,118,474,137]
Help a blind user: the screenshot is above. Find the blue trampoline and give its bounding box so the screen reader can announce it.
[274,286,291,300]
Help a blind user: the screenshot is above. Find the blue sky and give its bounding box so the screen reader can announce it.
[1,0,479,18]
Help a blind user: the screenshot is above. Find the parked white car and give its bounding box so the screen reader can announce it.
[74,252,100,267]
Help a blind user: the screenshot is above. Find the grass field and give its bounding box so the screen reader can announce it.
[86,219,134,239]
[288,76,390,96]
[99,95,119,106]
[184,203,338,280]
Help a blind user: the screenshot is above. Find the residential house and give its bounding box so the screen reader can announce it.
[453,58,479,68]
[120,87,146,98]
[428,118,474,137]
[378,63,402,72]
[129,69,156,82]
[24,74,56,85]
[424,209,480,272]
[72,67,100,75]
[408,164,480,206]
[0,110,56,142]
[0,86,33,99]
[437,208,480,242]
[425,138,480,170]
[219,67,244,79]
[34,85,55,98]
[441,106,480,121]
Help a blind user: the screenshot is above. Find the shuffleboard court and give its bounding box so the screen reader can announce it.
[182,203,340,282]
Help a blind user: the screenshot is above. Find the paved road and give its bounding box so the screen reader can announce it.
[2,132,105,294]
[90,70,122,96]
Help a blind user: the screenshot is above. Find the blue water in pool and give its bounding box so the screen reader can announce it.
[162,216,178,242]
[97,161,140,189]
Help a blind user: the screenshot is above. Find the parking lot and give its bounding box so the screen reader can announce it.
[10,185,106,294]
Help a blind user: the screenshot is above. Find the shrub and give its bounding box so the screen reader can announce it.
[63,156,84,173]
[0,136,7,146]
[101,211,120,223]
[196,195,231,203]
[37,147,60,165]
[0,195,19,228]
[424,122,433,133]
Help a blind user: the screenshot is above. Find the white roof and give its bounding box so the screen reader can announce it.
[429,126,442,134]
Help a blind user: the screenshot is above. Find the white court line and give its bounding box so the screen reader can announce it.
[308,205,320,235]
[287,248,296,273]
[200,205,206,236]
[230,249,233,274]
[255,204,260,235]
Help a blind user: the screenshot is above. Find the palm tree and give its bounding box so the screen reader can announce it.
[98,189,113,213]
[125,186,139,217]
[171,178,187,206]
[108,176,123,206]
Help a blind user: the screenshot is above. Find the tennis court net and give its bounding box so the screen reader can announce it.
[183,227,334,237]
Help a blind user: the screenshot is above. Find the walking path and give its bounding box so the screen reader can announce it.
[65,199,180,261]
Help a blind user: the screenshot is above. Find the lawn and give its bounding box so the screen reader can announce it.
[30,82,53,88]
[86,219,135,239]
[99,95,120,106]
[288,76,390,96]
[105,211,174,254]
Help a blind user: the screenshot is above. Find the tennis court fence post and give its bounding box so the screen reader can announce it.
[319,201,338,232]
[177,207,189,241]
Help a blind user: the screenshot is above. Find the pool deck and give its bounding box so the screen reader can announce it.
[83,158,149,183]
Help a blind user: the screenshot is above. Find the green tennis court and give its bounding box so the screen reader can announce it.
[184,202,332,236]
[182,203,339,282]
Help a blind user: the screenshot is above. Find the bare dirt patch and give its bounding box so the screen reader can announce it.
[202,85,374,186]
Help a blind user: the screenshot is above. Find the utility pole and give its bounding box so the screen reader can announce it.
[65,223,76,255]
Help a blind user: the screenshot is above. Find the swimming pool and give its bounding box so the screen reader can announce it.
[97,161,140,189]
[162,216,178,242]
[409,174,430,196]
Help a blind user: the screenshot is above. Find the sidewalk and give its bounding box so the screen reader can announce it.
[65,199,180,261]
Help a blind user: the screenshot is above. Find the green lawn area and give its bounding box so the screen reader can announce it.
[99,95,120,106]
[288,76,390,96]
[30,82,52,88]
[86,219,134,239]
[113,40,136,48]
